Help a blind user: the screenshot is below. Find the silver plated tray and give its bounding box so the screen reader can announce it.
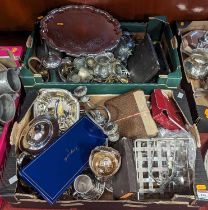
[33,89,80,132]
[40,5,122,57]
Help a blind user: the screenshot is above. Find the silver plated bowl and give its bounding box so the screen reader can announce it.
[18,115,59,155]
[89,146,121,182]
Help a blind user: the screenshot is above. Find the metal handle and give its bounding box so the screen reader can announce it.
[27,56,42,74]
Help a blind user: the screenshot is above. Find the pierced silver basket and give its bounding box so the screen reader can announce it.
[133,138,193,200]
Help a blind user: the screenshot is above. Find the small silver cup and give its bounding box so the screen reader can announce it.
[0,68,21,94]
[73,174,105,200]
[74,175,95,195]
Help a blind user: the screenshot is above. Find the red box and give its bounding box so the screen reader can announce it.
[0,46,24,67]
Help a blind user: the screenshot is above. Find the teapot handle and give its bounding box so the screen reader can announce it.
[28,56,42,74]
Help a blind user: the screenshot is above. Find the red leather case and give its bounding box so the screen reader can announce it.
[151,89,185,130]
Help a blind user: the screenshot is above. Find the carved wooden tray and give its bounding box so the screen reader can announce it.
[40,5,122,57]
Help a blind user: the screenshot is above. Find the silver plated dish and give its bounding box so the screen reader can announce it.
[18,115,59,155]
[34,89,80,132]
[40,5,122,57]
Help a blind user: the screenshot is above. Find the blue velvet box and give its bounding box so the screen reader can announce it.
[19,116,107,204]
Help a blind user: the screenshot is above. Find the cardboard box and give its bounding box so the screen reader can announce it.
[20,16,181,95]
[176,21,208,133]
[1,90,207,209]
[176,21,208,92]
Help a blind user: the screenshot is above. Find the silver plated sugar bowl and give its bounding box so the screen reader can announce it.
[89,146,121,182]
[18,115,59,155]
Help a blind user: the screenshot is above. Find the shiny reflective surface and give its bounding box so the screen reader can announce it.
[40,5,121,56]
[182,30,208,55]
[89,146,121,181]
[67,53,130,83]
[0,94,15,123]
[73,57,86,70]
[0,68,21,95]
[42,52,62,69]
[58,57,73,82]
[74,86,88,98]
[104,122,120,142]
[73,174,105,200]
[184,50,208,79]
[114,32,135,64]
[134,138,193,198]
[94,53,114,79]
[74,175,93,194]
[34,89,80,131]
[19,115,59,155]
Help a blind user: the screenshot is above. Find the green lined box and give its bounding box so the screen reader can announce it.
[20,16,181,94]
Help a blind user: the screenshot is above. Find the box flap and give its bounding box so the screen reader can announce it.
[172,89,193,126]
